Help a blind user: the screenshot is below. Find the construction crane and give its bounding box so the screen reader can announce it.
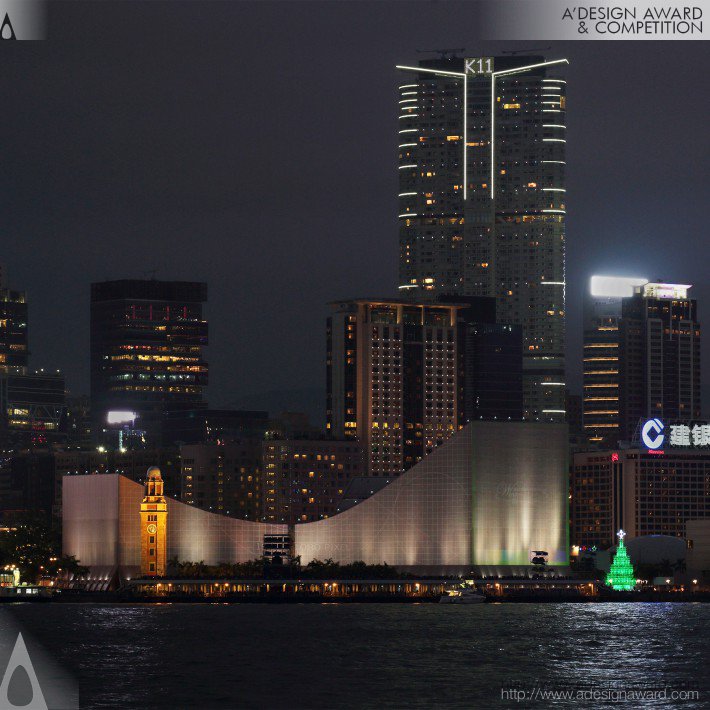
[502,47,552,55]
[415,48,466,59]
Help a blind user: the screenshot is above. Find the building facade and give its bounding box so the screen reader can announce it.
[0,276,66,447]
[583,275,649,446]
[90,280,208,447]
[63,421,569,575]
[0,284,28,372]
[327,298,462,476]
[572,434,710,547]
[0,371,66,447]
[261,438,365,524]
[396,55,568,421]
[619,283,701,441]
[180,440,263,520]
[163,409,269,446]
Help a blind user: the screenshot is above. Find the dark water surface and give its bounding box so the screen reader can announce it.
[1,602,708,709]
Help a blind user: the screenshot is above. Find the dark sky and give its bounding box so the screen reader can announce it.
[2,2,708,412]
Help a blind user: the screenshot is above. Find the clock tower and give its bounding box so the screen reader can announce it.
[140,466,168,577]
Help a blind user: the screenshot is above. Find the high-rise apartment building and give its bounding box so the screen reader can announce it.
[583,275,648,447]
[90,280,208,447]
[327,298,463,475]
[396,54,568,421]
[261,438,365,524]
[181,440,262,520]
[619,282,701,441]
[0,284,28,373]
[0,274,65,447]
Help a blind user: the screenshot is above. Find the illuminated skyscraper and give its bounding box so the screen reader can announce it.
[618,282,701,441]
[583,275,648,446]
[396,54,568,421]
[0,273,65,447]
[90,280,208,447]
[0,282,28,373]
[327,298,463,475]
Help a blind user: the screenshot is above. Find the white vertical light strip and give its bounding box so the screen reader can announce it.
[490,74,495,199]
[463,75,468,201]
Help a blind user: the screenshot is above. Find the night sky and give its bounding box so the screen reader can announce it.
[2,2,708,418]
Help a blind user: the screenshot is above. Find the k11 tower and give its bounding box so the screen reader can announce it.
[396,54,568,421]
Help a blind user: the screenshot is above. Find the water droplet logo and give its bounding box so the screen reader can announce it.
[0,633,48,709]
[1,13,17,40]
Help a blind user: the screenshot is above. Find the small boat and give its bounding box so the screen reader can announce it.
[439,585,486,604]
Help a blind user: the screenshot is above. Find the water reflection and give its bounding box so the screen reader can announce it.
[3,603,707,709]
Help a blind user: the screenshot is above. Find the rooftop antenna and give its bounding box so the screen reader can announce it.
[502,47,552,55]
[415,48,466,60]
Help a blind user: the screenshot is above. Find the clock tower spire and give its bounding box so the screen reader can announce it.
[140,466,168,576]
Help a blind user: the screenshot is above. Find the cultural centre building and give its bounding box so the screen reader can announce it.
[63,421,569,577]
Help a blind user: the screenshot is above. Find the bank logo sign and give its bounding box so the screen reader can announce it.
[641,418,664,449]
[640,419,710,450]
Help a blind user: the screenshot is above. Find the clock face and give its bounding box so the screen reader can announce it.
[147,524,157,534]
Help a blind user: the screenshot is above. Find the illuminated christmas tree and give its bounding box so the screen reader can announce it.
[605,530,636,591]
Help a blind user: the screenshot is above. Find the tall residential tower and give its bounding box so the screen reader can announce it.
[327,298,463,476]
[396,55,568,420]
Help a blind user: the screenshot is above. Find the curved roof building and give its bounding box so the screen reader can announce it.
[295,421,568,574]
[63,421,569,575]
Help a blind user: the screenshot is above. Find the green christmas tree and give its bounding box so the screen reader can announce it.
[605,530,636,591]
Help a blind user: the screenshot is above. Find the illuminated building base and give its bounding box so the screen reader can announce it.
[63,422,569,574]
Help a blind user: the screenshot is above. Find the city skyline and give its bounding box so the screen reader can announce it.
[2,4,708,414]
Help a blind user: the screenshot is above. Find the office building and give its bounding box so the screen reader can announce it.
[327,298,463,476]
[619,282,700,441]
[0,370,66,447]
[396,54,568,420]
[583,275,648,446]
[0,275,66,447]
[90,279,208,447]
[0,282,28,372]
[572,433,710,548]
[63,395,93,448]
[180,440,263,520]
[163,408,269,446]
[435,294,523,421]
[261,438,365,524]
